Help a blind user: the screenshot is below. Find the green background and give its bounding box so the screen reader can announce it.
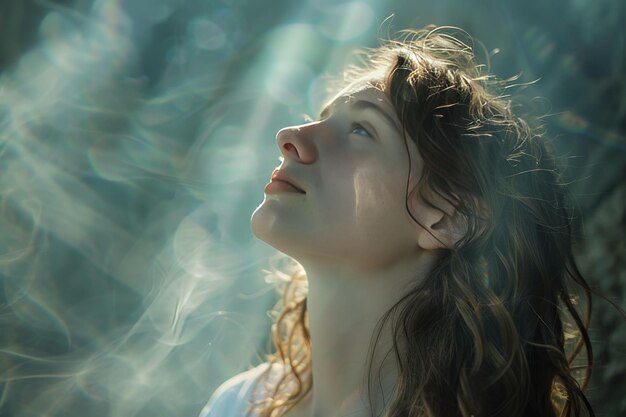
[0,0,624,416]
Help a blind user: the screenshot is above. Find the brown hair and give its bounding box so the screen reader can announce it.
[247,25,618,417]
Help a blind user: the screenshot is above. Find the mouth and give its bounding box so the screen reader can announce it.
[270,170,306,193]
[265,179,306,194]
[276,180,305,193]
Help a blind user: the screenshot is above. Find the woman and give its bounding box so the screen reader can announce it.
[200,25,604,417]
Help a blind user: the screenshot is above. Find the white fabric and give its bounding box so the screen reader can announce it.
[198,362,292,417]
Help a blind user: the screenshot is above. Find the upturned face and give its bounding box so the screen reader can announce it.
[250,81,439,271]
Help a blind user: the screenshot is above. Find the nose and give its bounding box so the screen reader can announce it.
[276,123,317,164]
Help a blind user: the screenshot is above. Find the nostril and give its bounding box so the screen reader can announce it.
[283,142,299,158]
[277,125,315,163]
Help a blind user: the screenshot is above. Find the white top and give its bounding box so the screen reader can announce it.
[198,362,297,417]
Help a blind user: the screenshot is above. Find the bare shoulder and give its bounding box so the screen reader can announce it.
[199,362,273,417]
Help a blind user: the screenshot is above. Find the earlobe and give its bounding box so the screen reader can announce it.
[411,188,478,250]
[430,210,470,249]
[416,209,467,250]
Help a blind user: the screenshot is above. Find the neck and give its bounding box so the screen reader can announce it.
[290,252,440,417]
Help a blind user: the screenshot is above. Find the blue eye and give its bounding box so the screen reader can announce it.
[350,123,372,138]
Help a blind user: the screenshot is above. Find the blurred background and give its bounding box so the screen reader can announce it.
[0,0,624,416]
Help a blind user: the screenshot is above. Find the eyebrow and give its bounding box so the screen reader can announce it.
[319,98,401,134]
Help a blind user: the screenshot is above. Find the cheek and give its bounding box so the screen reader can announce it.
[321,156,407,233]
[319,163,415,266]
[355,168,402,213]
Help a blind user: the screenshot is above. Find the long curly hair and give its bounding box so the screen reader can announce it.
[247,25,610,417]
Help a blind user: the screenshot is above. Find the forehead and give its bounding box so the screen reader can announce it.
[326,77,389,108]
[320,77,403,135]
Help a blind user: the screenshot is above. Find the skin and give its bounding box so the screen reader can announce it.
[250,80,464,417]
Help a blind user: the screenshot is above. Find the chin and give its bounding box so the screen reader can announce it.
[249,209,266,241]
[249,209,279,247]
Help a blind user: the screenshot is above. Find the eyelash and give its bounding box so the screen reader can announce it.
[350,123,372,138]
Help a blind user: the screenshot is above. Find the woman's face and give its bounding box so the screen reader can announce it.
[251,81,433,270]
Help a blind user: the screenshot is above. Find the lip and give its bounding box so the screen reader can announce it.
[269,169,306,193]
[264,180,306,194]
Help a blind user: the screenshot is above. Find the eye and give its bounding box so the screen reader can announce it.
[350,123,372,138]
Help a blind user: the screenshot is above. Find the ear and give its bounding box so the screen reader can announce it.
[410,188,485,250]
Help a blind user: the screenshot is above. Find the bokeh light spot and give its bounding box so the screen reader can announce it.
[266,23,323,63]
